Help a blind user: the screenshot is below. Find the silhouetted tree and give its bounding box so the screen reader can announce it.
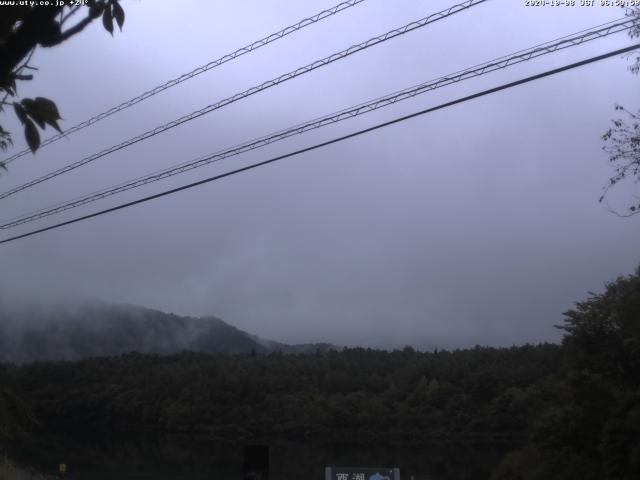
[558,266,640,389]
[600,7,640,216]
[491,266,640,479]
[0,1,125,164]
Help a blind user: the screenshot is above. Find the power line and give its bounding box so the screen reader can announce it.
[1,0,367,166]
[1,43,637,246]
[0,17,634,230]
[0,0,487,201]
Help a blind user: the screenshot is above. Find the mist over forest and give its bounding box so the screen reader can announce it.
[0,300,336,363]
[1,266,639,479]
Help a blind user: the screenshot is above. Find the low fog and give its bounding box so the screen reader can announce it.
[0,0,638,350]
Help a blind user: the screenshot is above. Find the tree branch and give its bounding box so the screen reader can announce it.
[0,6,63,82]
[60,6,81,26]
[58,14,94,42]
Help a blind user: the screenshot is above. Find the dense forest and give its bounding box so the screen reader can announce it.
[1,267,639,479]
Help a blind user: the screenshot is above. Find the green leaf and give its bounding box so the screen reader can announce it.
[32,97,63,132]
[21,97,36,115]
[113,1,124,30]
[33,97,61,121]
[22,98,46,129]
[89,2,105,19]
[13,103,28,124]
[48,119,62,133]
[24,119,40,153]
[19,97,63,132]
[102,5,113,34]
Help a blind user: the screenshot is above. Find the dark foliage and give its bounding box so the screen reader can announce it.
[1,344,562,446]
[600,7,640,215]
[1,268,638,478]
[492,267,640,480]
[0,0,124,163]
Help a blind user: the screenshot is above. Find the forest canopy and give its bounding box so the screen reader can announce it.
[1,267,639,480]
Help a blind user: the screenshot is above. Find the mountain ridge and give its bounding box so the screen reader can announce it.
[0,300,338,363]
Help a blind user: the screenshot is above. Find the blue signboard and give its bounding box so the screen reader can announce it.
[325,467,400,480]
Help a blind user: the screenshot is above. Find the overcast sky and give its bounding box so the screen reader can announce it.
[0,0,638,349]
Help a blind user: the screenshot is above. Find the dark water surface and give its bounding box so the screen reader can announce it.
[6,434,507,480]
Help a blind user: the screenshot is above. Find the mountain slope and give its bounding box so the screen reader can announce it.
[0,301,270,362]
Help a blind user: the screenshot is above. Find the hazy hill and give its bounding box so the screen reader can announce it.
[0,301,334,362]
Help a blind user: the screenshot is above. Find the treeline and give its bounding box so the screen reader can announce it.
[1,343,561,443]
[491,267,640,480]
[1,267,639,479]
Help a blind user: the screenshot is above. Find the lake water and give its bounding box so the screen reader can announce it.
[5,434,508,480]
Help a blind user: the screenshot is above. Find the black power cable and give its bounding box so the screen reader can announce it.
[1,43,637,246]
